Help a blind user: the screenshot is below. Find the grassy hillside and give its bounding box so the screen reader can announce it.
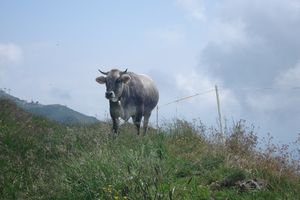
[0,89,99,124]
[0,98,299,199]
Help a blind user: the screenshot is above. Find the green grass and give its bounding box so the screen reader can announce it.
[0,99,299,199]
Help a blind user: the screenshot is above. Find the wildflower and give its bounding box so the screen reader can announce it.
[104,185,112,193]
[114,195,119,199]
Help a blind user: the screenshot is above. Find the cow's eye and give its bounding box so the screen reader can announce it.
[116,78,122,83]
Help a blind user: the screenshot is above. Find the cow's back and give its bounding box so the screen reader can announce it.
[128,72,159,112]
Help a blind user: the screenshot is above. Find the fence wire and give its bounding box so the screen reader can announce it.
[159,86,300,109]
[159,89,215,108]
[155,85,300,132]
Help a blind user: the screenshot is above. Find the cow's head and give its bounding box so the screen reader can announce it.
[96,69,131,102]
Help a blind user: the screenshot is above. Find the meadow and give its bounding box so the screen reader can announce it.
[0,98,299,199]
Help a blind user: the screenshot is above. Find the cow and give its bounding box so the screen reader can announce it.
[96,68,159,135]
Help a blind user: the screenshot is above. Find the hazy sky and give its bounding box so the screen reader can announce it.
[1,0,300,144]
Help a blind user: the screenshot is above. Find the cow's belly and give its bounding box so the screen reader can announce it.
[121,105,137,121]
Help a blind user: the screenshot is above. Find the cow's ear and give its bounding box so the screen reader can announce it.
[96,76,106,84]
[120,74,131,84]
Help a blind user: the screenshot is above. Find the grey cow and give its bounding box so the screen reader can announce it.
[96,69,159,135]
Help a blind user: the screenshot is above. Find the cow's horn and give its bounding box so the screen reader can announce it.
[98,69,108,75]
[122,69,128,74]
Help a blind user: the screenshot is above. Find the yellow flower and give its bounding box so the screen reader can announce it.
[114,195,119,200]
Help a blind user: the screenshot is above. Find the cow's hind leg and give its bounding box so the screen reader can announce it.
[143,112,151,135]
[132,113,143,135]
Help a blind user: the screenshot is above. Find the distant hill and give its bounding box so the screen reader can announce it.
[0,89,99,124]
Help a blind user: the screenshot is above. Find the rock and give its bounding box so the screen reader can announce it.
[236,179,267,191]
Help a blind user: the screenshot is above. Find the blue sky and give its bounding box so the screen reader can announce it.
[1,0,300,146]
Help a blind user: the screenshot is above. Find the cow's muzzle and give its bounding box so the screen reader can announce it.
[105,91,115,99]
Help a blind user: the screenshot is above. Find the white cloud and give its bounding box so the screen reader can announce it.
[199,0,300,88]
[245,60,300,113]
[245,88,300,115]
[176,0,205,21]
[246,92,277,111]
[174,71,216,115]
[208,19,261,53]
[275,61,300,88]
[219,89,242,117]
[174,70,242,117]
[0,43,23,64]
[175,70,213,94]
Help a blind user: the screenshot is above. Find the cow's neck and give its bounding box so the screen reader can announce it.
[109,100,123,118]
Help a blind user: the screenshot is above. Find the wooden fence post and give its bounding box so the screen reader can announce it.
[215,85,224,141]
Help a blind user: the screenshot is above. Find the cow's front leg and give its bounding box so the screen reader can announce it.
[112,117,120,135]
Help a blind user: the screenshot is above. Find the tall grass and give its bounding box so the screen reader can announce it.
[1,99,299,199]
